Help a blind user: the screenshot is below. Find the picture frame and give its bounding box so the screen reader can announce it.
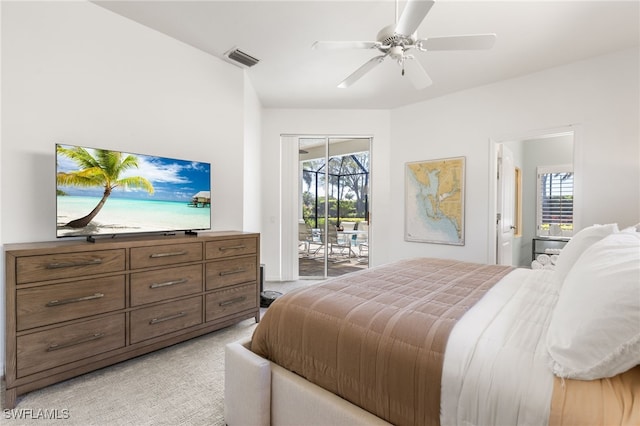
[405,156,465,245]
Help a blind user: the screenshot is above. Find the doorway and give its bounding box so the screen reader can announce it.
[490,126,579,267]
[297,137,371,279]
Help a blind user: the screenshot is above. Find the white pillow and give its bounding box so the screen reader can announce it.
[553,223,619,283]
[621,223,640,233]
[546,231,640,380]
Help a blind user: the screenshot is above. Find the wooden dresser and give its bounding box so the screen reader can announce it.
[4,231,260,408]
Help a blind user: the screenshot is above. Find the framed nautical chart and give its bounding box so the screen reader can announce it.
[405,156,465,245]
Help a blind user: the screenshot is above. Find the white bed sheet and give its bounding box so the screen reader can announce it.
[441,268,560,426]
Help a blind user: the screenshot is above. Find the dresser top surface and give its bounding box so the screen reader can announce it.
[4,231,259,255]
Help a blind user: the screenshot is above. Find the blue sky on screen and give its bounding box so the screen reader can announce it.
[57,145,211,202]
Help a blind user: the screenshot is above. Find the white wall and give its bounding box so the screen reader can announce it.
[390,48,639,264]
[260,109,391,281]
[243,74,263,235]
[1,1,246,374]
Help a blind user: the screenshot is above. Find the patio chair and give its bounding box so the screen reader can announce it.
[356,221,369,261]
[340,221,356,231]
[299,222,323,257]
[298,222,312,256]
[328,226,352,262]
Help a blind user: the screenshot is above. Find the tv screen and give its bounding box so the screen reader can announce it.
[56,143,211,238]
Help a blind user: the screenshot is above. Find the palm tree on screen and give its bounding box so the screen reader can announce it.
[56,145,154,228]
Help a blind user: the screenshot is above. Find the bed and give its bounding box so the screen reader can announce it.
[225,224,639,425]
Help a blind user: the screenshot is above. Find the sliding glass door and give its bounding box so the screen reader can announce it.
[298,137,371,279]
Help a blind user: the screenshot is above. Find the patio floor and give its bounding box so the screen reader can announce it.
[298,255,368,278]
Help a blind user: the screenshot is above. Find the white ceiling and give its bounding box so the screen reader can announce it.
[93,0,640,110]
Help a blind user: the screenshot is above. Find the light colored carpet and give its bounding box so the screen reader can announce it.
[0,280,321,426]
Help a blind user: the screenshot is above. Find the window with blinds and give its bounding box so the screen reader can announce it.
[536,165,574,237]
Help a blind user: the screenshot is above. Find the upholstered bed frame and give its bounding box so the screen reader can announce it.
[225,337,390,426]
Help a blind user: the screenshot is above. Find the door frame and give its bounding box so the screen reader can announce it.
[281,134,373,280]
[487,124,583,264]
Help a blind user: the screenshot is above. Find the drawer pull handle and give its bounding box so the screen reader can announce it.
[46,258,103,269]
[219,268,247,276]
[219,245,246,251]
[46,293,105,307]
[150,278,188,289]
[149,311,186,325]
[47,332,106,352]
[219,296,247,307]
[149,251,188,258]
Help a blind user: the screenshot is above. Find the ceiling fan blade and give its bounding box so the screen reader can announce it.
[312,41,379,50]
[338,55,387,88]
[395,0,435,36]
[419,34,497,51]
[403,57,432,90]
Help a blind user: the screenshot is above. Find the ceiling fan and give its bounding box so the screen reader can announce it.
[312,0,496,89]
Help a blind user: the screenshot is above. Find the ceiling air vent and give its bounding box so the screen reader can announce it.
[224,48,260,68]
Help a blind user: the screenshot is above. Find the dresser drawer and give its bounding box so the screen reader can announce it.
[17,276,125,331]
[16,314,125,378]
[205,257,257,291]
[16,250,125,284]
[130,296,202,344]
[130,242,202,270]
[206,283,257,323]
[131,265,203,306]
[205,237,257,260]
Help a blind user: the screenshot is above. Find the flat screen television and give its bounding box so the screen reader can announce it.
[56,143,211,239]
